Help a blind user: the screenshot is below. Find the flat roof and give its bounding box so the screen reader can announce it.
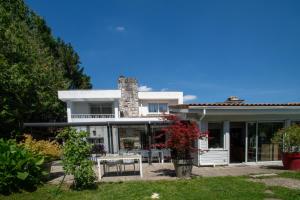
[23,120,171,127]
[170,103,300,109]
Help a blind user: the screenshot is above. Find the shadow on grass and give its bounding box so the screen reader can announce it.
[151,168,176,177]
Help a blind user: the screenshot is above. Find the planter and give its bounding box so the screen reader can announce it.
[173,159,193,178]
[282,152,300,170]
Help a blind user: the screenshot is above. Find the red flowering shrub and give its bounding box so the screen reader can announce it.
[155,115,208,160]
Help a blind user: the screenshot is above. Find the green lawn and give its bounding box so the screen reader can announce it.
[1,176,300,200]
[279,171,300,180]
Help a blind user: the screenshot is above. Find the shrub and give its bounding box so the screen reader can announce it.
[57,128,96,190]
[21,134,61,162]
[272,125,300,153]
[155,115,207,160]
[0,139,45,194]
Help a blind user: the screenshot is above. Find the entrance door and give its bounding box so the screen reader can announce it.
[230,122,246,163]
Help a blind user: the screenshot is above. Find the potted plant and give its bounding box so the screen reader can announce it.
[123,139,135,150]
[272,124,300,170]
[155,115,207,177]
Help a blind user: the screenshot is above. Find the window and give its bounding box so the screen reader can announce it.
[148,103,168,113]
[208,122,224,148]
[90,103,113,114]
[292,121,300,126]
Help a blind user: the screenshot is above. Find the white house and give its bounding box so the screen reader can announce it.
[170,97,300,166]
[56,76,300,166]
[58,76,183,153]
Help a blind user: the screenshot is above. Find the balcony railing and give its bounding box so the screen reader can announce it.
[71,114,115,119]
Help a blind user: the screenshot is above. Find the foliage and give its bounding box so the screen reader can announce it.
[155,115,207,160]
[57,128,96,190]
[0,0,92,137]
[21,134,61,162]
[91,144,106,155]
[123,139,135,149]
[272,125,300,153]
[0,139,45,194]
[3,176,300,200]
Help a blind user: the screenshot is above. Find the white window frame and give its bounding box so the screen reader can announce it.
[148,103,168,113]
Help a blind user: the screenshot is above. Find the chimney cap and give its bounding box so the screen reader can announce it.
[225,96,245,104]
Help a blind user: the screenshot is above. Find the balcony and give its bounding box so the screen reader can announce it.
[71,114,115,119]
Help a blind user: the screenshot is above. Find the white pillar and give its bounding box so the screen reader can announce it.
[114,100,119,118]
[223,121,230,165]
[67,101,72,122]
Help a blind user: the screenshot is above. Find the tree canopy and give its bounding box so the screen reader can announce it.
[0,0,92,137]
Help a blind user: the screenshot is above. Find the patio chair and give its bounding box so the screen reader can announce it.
[121,153,136,173]
[89,154,98,163]
[162,149,172,162]
[104,154,122,175]
[150,149,161,163]
[140,150,150,163]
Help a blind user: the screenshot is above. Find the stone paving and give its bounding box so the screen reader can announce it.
[48,160,288,184]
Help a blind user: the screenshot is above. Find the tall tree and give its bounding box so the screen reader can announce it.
[0,0,92,137]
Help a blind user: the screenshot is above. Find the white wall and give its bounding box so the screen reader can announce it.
[139,99,178,116]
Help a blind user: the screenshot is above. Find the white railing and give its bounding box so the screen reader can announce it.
[71,114,115,119]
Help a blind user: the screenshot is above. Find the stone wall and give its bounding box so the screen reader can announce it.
[118,76,139,117]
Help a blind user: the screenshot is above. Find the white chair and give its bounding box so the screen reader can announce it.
[104,154,122,175]
[121,153,136,172]
[140,150,150,163]
[163,149,172,162]
[151,149,161,163]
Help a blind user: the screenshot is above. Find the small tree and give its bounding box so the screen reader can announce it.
[156,115,207,160]
[57,128,95,189]
[272,125,300,153]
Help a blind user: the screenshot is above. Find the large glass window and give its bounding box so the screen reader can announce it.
[208,122,224,148]
[119,127,144,150]
[148,103,168,113]
[257,122,283,161]
[90,103,113,114]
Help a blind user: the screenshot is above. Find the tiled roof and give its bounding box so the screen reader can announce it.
[170,103,300,109]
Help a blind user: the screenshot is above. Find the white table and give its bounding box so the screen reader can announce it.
[97,154,143,180]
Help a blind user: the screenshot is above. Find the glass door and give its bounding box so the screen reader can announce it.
[247,122,257,162]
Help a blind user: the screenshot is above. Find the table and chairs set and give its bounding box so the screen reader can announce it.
[90,149,171,180]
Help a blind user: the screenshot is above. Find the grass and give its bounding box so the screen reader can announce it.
[278,171,300,180]
[1,176,300,200]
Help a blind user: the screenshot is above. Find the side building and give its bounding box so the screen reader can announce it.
[170,96,300,166]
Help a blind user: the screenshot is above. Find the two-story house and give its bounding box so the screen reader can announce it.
[58,76,183,153]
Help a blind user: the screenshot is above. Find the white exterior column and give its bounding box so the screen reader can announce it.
[67,101,72,122]
[223,121,230,164]
[114,100,119,118]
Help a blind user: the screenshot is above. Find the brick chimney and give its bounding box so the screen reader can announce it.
[118,76,139,117]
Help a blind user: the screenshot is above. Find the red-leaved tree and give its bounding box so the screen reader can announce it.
[155,115,208,160]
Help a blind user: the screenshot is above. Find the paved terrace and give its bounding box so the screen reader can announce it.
[48,161,287,184]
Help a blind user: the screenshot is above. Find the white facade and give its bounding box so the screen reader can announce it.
[171,104,300,166]
[58,90,183,123]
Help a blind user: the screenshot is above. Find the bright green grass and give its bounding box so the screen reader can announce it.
[278,171,300,180]
[1,177,300,200]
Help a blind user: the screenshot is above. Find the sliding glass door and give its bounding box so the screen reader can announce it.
[257,122,283,161]
[246,122,283,162]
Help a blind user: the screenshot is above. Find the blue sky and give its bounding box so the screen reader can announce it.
[26,0,300,103]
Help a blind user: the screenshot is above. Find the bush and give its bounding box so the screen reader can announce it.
[0,139,45,194]
[21,134,61,162]
[272,125,300,152]
[57,128,96,190]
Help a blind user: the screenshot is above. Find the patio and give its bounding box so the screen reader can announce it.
[48,160,287,184]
